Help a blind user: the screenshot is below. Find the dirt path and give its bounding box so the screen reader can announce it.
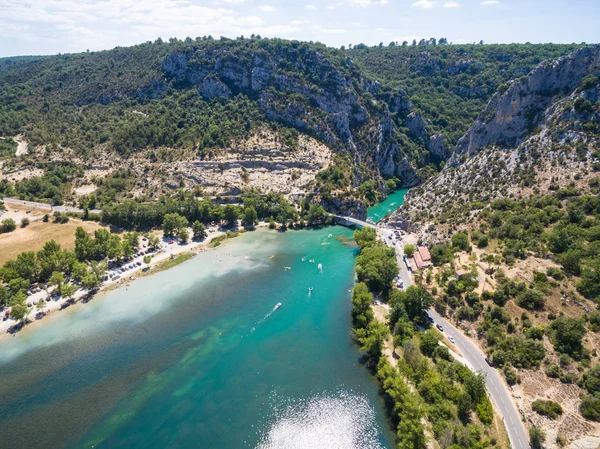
[14,135,28,156]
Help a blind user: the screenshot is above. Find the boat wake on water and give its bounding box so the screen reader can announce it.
[251,303,282,332]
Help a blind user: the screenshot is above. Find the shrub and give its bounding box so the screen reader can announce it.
[532,399,563,419]
[581,395,600,421]
[20,217,29,228]
[517,289,545,310]
[0,218,16,233]
[504,365,520,385]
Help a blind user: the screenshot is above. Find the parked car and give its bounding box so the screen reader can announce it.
[485,357,494,367]
[428,316,435,324]
[436,324,444,332]
[448,336,455,344]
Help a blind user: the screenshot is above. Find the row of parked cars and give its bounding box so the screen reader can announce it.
[109,261,143,280]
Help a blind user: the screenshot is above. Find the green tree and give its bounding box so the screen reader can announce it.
[178,227,189,243]
[60,283,77,300]
[162,213,188,237]
[82,273,100,289]
[49,271,65,289]
[10,294,29,323]
[419,330,439,356]
[385,178,397,193]
[191,221,207,240]
[517,289,545,310]
[148,235,160,249]
[403,244,415,257]
[351,282,374,329]
[0,218,16,233]
[578,258,600,300]
[529,427,545,449]
[402,286,434,321]
[222,205,239,226]
[20,217,29,227]
[356,320,389,358]
[451,232,470,251]
[355,246,398,294]
[354,227,377,250]
[550,317,586,358]
[242,206,258,227]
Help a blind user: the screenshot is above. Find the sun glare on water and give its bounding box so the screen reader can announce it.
[256,390,386,449]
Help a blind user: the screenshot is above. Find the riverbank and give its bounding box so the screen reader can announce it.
[0,225,395,449]
[0,223,266,340]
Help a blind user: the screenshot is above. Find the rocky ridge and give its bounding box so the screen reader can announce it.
[160,42,444,192]
[393,45,600,230]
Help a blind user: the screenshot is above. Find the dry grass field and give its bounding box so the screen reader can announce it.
[0,218,104,265]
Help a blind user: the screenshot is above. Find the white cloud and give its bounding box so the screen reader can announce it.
[481,0,498,4]
[443,1,460,7]
[258,5,276,12]
[411,0,437,8]
[347,0,388,7]
[313,25,347,34]
[305,4,317,9]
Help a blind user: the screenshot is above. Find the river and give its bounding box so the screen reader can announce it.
[366,189,409,224]
[0,227,395,449]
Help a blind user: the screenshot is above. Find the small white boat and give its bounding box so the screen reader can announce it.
[328,233,332,238]
[301,257,306,262]
[308,286,313,292]
[274,302,282,310]
[317,263,323,270]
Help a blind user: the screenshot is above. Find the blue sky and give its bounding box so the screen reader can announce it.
[0,0,598,57]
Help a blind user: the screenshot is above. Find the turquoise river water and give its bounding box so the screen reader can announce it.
[366,189,409,224]
[0,227,395,449]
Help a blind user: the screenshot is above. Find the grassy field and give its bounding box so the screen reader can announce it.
[0,218,104,265]
[144,252,194,274]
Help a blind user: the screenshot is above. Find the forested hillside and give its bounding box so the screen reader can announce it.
[0,37,448,211]
[349,43,583,147]
[0,38,589,216]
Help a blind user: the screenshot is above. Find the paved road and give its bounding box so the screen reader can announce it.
[377,225,528,448]
[428,308,530,449]
[3,197,101,214]
[379,227,413,289]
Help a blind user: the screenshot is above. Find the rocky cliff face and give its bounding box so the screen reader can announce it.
[394,46,600,228]
[452,45,600,163]
[161,44,440,192]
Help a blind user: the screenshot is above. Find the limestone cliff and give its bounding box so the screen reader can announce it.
[161,44,439,191]
[453,45,600,163]
[393,46,600,228]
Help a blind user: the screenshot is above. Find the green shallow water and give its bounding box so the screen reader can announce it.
[0,227,395,449]
[366,189,409,224]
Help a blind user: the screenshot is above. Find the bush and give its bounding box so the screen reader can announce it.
[504,365,520,385]
[547,267,565,280]
[517,289,545,310]
[20,217,29,228]
[451,232,471,252]
[476,397,493,425]
[530,427,545,449]
[532,400,563,419]
[0,218,16,233]
[580,395,600,421]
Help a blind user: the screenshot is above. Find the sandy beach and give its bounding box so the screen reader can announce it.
[0,223,267,341]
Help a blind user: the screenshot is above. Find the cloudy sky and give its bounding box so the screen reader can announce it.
[0,0,598,57]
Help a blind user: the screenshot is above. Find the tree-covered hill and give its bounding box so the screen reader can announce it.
[348,42,584,147]
[0,37,441,207]
[0,37,591,214]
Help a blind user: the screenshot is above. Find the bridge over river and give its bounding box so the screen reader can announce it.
[333,215,377,229]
